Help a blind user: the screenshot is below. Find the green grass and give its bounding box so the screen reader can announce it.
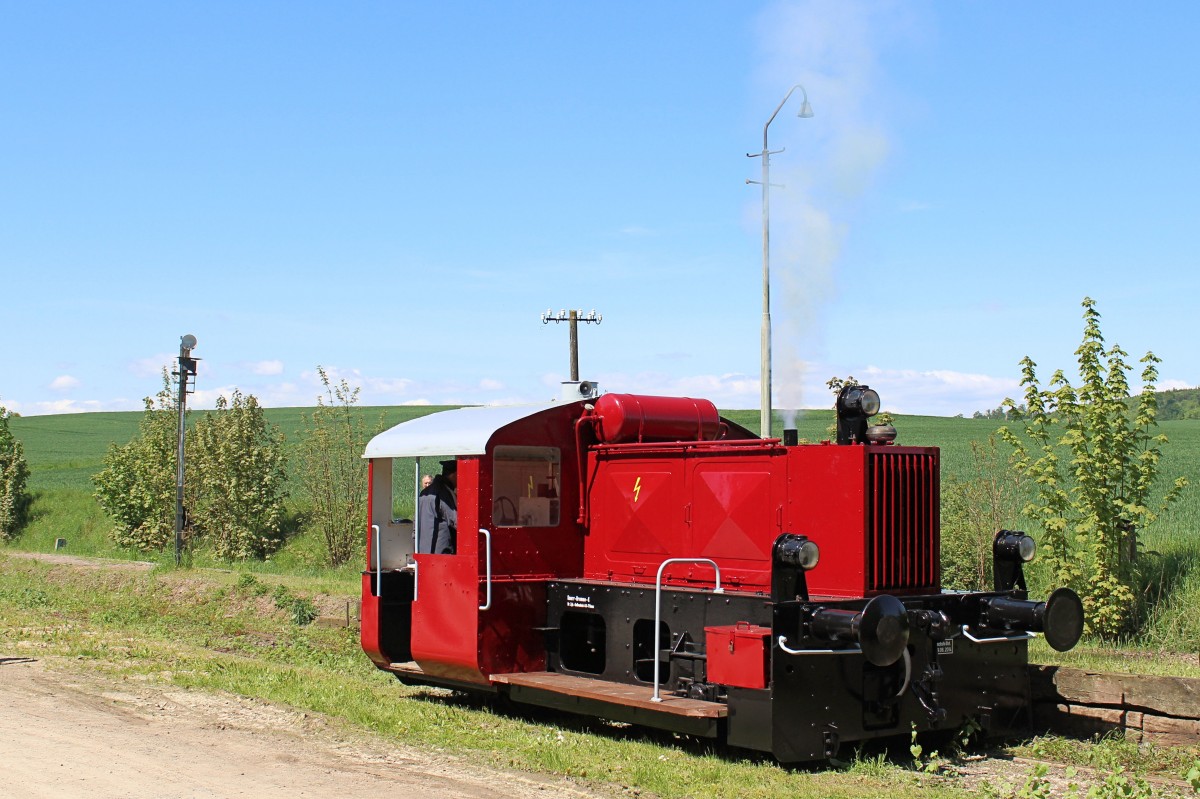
[7,404,1200,660]
[0,556,972,799]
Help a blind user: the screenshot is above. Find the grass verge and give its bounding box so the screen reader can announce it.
[4,554,1199,798]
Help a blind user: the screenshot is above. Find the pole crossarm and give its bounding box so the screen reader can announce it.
[541,308,602,382]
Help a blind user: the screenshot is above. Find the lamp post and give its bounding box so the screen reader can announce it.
[747,84,812,438]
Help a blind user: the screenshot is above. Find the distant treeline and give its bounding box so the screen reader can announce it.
[971,387,1200,422]
[1156,387,1200,420]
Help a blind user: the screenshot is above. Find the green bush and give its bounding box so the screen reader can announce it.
[190,390,287,560]
[0,405,31,540]
[1000,298,1188,638]
[94,375,287,560]
[93,377,180,551]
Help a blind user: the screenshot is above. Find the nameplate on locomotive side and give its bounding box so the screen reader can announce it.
[936,639,954,656]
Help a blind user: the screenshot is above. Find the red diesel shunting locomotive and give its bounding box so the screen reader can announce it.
[360,382,1083,762]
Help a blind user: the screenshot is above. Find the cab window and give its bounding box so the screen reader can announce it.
[492,445,561,527]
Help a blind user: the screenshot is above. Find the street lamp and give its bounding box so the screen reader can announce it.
[747,84,813,438]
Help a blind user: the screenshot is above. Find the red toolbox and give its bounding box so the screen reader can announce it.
[705,622,772,689]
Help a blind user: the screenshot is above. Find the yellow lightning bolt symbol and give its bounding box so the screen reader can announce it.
[528,475,535,497]
[633,476,642,502]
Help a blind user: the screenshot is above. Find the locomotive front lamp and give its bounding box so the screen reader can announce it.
[774,534,820,570]
[839,386,881,417]
[796,539,820,570]
[994,530,1037,563]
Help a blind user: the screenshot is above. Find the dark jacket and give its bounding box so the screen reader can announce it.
[417,475,457,554]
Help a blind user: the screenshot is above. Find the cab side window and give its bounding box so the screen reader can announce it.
[492,446,561,527]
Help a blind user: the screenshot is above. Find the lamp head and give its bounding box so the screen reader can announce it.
[797,99,814,118]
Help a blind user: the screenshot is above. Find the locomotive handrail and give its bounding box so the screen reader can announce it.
[372,525,382,599]
[777,637,913,698]
[652,558,724,703]
[776,636,862,656]
[479,528,492,611]
[959,625,1036,645]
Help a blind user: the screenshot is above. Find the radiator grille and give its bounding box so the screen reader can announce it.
[866,450,939,592]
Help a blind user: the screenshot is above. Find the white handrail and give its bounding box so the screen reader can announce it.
[372,524,382,598]
[478,528,492,611]
[652,558,723,702]
[777,636,861,656]
[959,625,1036,644]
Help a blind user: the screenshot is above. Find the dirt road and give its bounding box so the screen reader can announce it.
[0,656,611,799]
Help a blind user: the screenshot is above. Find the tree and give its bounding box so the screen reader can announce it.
[999,297,1187,638]
[95,374,287,560]
[0,404,31,540]
[94,374,180,552]
[296,367,372,566]
[190,390,288,560]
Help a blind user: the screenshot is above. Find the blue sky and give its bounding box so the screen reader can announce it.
[2,1,1197,418]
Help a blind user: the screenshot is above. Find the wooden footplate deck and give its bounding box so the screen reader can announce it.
[491,671,726,738]
[387,662,725,738]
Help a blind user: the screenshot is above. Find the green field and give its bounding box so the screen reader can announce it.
[6,404,1200,654]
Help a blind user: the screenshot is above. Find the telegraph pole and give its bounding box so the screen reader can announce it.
[541,308,602,381]
[173,334,198,567]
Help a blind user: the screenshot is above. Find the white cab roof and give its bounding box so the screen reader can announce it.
[362,402,561,459]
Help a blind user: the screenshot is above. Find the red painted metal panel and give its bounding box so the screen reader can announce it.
[585,458,685,580]
[584,444,785,590]
[691,459,777,588]
[360,572,387,668]
[411,458,485,684]
[479,580,548,676]
[790,444,868,598]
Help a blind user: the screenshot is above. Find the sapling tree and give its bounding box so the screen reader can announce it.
[0,404,30,540]
[999,297,1187,638]
[296,367,371,566]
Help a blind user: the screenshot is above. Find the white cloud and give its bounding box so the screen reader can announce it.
[49,375,80,391]
[21,398,143,416]
[479,378,504,391]
[250,360,284,376]
[128,354,175,379]
[856,365,1020,416]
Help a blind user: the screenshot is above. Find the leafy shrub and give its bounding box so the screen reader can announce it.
[1000,298,1188,638]
[190,390,287,559]
[0,404,31,540]
[93,376,180,551]
[94,375,287,560]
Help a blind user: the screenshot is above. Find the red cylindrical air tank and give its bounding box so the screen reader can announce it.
[592,393,721,443]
